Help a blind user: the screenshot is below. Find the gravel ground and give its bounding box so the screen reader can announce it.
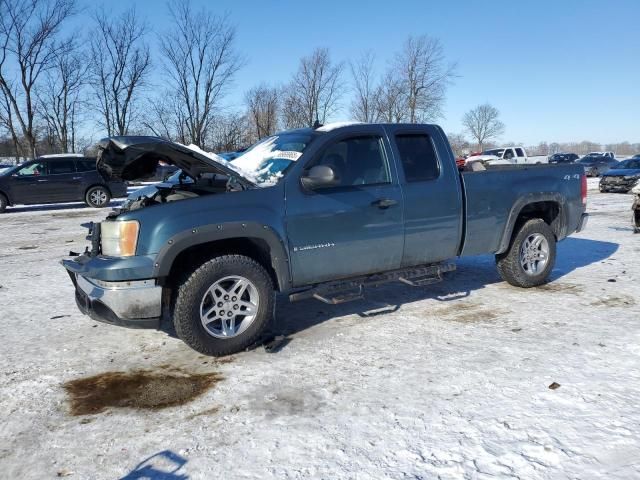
[0,179,639,479]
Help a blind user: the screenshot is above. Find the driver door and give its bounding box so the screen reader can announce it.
[9,161,51,205]
[284,129,404,286]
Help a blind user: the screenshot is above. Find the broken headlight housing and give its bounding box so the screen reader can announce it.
[100,220,140,257]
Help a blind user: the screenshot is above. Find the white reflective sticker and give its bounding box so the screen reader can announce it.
[272,151,302,161]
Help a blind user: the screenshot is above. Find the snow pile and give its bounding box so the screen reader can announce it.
[316,121,365,132]
[184,139,298,187]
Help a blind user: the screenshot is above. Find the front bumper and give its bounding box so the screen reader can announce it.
[599,176,638,192]
[66,269,162,329]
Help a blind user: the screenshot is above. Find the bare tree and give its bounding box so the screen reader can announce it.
[37,45,86,152]
[161,0,243,149]
[208,112,250,152]
[283,48,343,128]
[245,84,279,142]
[373,71,406,123]
[141,94,187,143]
[349,51,376,122]
[447,132,470,158]
[0,85,21,157]
[89,7,151,136]
[281,83,307,129]
[394,35,456,123]
[0,0,76,158]
[462,103,505,150]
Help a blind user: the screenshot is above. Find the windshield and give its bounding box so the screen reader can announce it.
[482,149,505,157]
[229,132,314,186]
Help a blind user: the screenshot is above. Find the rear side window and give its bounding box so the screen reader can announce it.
[395,134,440,182]
[515,148,525,157]
[76,158,97,172]
[48,159,76,174]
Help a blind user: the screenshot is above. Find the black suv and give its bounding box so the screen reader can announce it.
[0,154,127,213]
[548,153,579,164]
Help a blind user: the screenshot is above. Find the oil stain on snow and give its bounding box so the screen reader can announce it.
[63,369,223,416]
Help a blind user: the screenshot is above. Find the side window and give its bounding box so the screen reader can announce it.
[504,149,515,160]
[395,134,440,182]
[48,159,76,174]
[515,148,525,157]
[16,162,47,176]
[312,136,390,187]
[76,158,96,172]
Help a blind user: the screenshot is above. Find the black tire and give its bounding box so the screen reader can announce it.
[0,193,7,213]
[496,219,556,288]
[173,255,274,356]
[85,185,111,208]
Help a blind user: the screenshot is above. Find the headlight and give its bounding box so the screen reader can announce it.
[100,220,139,257]
[624,175,640,180]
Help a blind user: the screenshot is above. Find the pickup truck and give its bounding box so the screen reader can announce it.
[465,147,540,166]
[62,123,588,356]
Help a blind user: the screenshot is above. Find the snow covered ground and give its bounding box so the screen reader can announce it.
[0,179,639,479]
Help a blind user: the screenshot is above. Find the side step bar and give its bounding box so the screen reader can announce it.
[289,262,456,304]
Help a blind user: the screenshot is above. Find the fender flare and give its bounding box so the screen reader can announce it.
[152,222,291,290]
[496,192,567,254]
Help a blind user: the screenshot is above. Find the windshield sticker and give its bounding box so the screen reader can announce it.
[271,151,302,161]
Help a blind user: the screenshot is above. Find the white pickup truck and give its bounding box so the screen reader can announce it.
[466,147,543,166]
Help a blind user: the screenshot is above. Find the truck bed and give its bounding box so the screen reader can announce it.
[460,163,585,256]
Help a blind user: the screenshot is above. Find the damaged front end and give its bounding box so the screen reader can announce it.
[97,136,253,215]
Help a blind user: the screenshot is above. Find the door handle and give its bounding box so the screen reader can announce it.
[371,198,397,209]
[37,179,48,182]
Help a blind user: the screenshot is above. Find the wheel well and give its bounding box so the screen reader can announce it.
[85,183,111,198]
[165,237,280,291]
[0,190,9,205]
[514,201,561,237]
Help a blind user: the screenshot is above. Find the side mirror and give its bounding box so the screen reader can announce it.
[300,165,337,190]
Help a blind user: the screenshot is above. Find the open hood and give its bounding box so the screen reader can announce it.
[96,136,255,187]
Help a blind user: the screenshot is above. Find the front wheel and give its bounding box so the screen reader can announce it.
[0,193,7,213]
[173,255,274,356]
[85,186,111,208]
[496,219,556,288]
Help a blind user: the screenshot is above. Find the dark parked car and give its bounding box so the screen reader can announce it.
[578,154,619,177]
[548,153,579,164]
[599,159,640,193]
[0,154,127,213]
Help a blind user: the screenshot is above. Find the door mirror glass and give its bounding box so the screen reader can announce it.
[301,165,337,190]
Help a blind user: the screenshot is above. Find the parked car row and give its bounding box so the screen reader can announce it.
[0,154,127,213]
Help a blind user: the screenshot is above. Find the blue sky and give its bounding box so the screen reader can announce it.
[99,0,639,144]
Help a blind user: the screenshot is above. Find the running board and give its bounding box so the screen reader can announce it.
[289,262,456,304]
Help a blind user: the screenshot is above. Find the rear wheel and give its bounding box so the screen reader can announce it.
[173,255,274,356]
[496,219,556,288]
[85,186,111,208]
[0,193,7,213]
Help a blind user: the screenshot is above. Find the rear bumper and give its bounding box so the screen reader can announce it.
[576,212,589,233]
[66,269,161,329]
